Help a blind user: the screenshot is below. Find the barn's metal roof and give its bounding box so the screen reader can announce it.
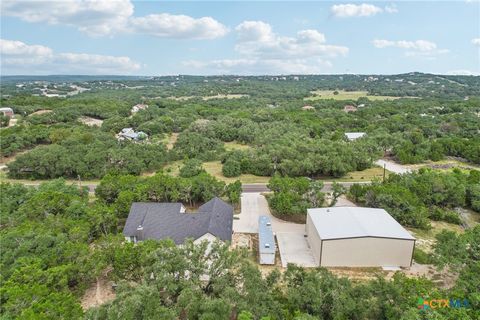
[307,207,415,240]
[259,216,276,254]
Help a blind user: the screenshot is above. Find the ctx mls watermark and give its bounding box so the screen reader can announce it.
[418,298,470,310]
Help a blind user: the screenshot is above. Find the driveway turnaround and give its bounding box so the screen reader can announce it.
[276,232,316,268]
[233,193,305,234]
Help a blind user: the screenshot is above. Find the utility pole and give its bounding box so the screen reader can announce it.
[383,164,386,182]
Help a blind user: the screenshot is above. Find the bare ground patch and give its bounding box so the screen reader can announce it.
[29,109,53,116]
[79,116,104,127]
[81,275,116,310]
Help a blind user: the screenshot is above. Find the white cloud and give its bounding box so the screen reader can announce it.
[445,69,479,76]
[372,39,448,57]
[0,39,53,56]
[385,4,398,13]
[1,0,228,39]
[472,38,480,46]
[331,3,399,17]
[1,0,133,36]
[183,21,346,75]
[373,39,437,51]
[1,39,141,74]
[129,14,228,39]
[235,21,274,42]
[331,3,383,17]
[235,21,348,59]
[183,58,333,75]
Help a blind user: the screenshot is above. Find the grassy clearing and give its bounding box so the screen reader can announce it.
[407,159,480,171]
[162,160,183,177]
[408,221,464,253]
[317,166,390,182]
[162,160,270,183]
[304,90,403,101]
[161,133,179,150]
[0,171,100,186]
[202,161,270,184]
[203,94,249,100]
[224,141,251,151]
[167,94,249,101]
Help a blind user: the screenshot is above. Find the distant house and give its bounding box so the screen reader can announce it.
[0,107,14,117]
[258,216,275,265]
[123,197,233,244]
[345,132,366,141]
[116,128,148,141]
[131,104,149,113]
[343,105,357,113]
[302,105,315,111]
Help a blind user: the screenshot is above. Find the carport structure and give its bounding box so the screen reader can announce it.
[306,207,415,267]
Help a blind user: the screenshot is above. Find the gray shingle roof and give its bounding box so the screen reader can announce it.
[123,197,233,244]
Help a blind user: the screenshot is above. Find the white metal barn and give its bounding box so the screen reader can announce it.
[258,216,276,265]
[306,207,415,267]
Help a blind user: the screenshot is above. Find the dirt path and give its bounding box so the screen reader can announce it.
[81,276,116,310]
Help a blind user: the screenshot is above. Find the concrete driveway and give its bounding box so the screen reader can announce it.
[276,232,316,267]
[233,193,305,233]
[375,159,412,174]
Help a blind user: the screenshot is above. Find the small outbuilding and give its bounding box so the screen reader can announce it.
[343,105,357,113]
[258,216,275,265]
[306,207,415,267]
[0,107,14,117]
[131,104,149,113]
[345,132,366,141]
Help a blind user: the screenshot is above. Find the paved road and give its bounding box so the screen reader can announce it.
[6,181,370,194]
[242,181,371,193]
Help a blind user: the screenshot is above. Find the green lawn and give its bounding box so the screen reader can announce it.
[304,90,405,101]
[202,161,270,184]
[0,171,100,186]
[408,221,465,253]
[224,141,251,151]
[160,133,179,150]
[317,166,390,182]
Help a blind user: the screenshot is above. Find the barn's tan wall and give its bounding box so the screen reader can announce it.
[306,214,322,265]
[321,237,414,267]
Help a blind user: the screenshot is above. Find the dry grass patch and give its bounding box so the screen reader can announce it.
[29,109,53,116]
[79,116,103,127]
[162,160,183,177]
[317,166,390,182]
[224,141,251,151]
[162,133,179,150]
[202,161,270,184]
[408,221,464,253]
[305,90,404,101]
[167,94,249,101]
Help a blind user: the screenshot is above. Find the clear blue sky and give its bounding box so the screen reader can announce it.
[1,0,479,75]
